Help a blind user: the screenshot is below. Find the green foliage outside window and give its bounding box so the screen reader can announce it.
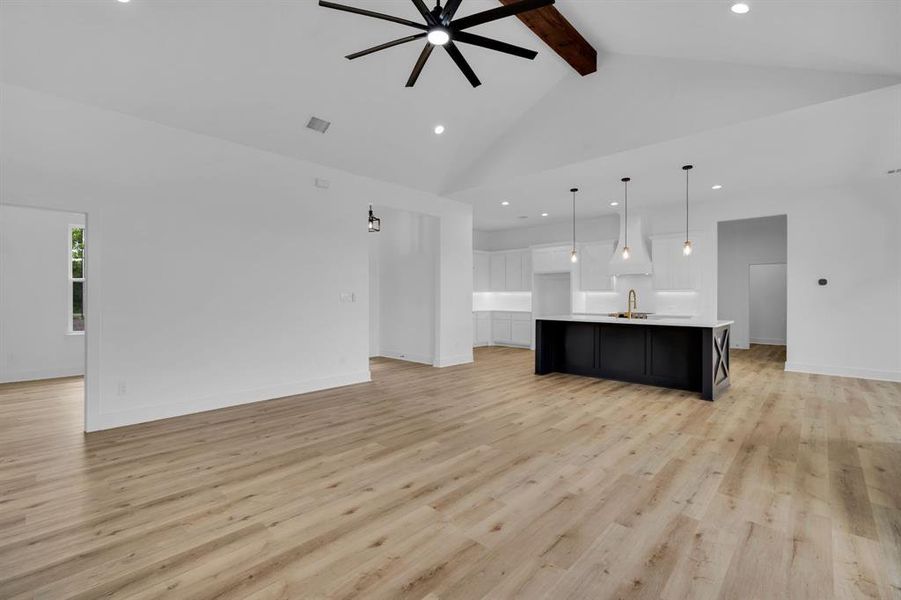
[71,227,85,331]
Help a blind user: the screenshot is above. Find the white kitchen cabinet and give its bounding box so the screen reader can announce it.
[504,252,523,291]
[476,250,531,292]
[521,251,532,291]
[489,254,506,291]
[492,314,512,343]
[473,252,490,292]
[532,245,572,273]
[511,313,531,346]
[474,311,532,348]
[652,236,696,290]
[579,241,615,291]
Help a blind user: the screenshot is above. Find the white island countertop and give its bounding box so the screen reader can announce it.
[539,314,734,328]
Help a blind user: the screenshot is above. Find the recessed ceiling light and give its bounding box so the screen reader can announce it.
[517,215,529,220]
[433,124,445,135]
[731,2,749,14]
[610,201,619,206]
[541,212,549,217]
[118,0,130,3]
[427,28,450,46]
[501,201,510,206]
[711,184,723,190]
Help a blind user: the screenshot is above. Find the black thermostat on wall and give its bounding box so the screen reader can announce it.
[818,278,828,286]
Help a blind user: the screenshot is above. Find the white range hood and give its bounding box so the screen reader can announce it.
[609,214,653,276]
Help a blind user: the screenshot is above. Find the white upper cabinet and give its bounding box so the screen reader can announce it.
[504,252,523,291]
[474,249,532,292]
[521,251,532,291]
[473,252,490,292]
[489,254,506,291]
[652,236,696,290]
[578,241,615,291]
[532,245,572,273]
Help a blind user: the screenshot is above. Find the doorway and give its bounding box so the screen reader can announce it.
[717,215,787,352]
[749,263,787,345]
[0,205,87,424]
[532,272,572,350]
[368,206,440,366]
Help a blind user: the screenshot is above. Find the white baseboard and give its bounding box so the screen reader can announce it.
[434,353,473,368]
[750,338,786,345]
[784,362,901,383]
[87,369,372,432]
[473,342,531,349]
[0,366,85,384]
[376,350,434,365]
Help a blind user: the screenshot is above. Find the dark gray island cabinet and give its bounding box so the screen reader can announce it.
[535,315,733,400]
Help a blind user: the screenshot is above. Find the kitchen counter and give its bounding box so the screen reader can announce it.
[535,315,731,400]
[541,314,734,328]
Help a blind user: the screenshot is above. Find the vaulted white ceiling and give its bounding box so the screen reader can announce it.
[2,0,899,228]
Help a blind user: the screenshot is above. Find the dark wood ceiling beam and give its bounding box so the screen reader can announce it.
[498,0,597,76]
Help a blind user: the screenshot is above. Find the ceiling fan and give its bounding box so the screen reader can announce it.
[319,0,555,87]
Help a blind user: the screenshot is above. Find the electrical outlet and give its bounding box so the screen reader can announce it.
[339,292,356,303]
[117,381,127,396]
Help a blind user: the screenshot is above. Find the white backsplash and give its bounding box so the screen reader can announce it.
[472,292,532,312]
[573,274,699,316]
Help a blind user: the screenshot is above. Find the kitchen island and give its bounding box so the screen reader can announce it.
[535,315,733,400]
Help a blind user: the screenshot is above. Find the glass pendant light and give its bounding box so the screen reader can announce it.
[621,177,631,259]
[569,188,579,263]
[682,165,693,256]
[368,204,381,232]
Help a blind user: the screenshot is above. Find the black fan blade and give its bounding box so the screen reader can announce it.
[444,41,481,87]
[406,42,435,87]
[410,0,436,25]
[452,31,537,59]
[452,0,554,30]
[319,1,427,30]
[440,0,464,25]
[346,33,427,59]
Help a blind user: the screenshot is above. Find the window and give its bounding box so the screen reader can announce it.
[69,225,85,333]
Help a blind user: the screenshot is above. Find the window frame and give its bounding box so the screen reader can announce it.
[68,224,85,335]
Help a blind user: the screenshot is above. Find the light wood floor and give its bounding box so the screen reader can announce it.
[1,346,900,599]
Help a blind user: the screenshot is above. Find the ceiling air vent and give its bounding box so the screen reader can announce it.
[306,116,331,134]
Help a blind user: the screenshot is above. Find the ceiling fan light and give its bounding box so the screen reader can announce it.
[427,28,450,46]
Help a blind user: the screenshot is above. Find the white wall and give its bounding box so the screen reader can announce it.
[717,215,788,349]
[368,234,379,358]
[648,181,901,381]
[370,207,439,365]
[749,263,787,345]
[474,215,619,251]
[1,84,473,431]
[0,206,86,382]
[435,210,475,367]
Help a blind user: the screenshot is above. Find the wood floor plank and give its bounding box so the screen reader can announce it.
[0,344,899,599]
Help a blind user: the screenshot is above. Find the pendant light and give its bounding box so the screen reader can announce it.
[569,188,579,263]
[620,177,631,260]
[368,204,381,232]
[682,165,693,255]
